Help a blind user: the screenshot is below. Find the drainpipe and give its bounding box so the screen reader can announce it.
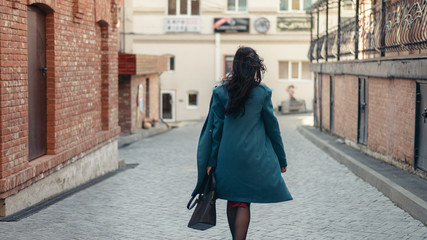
[337,0,341,61]
[215,33,221,82]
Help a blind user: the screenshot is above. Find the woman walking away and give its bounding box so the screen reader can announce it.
[200,46,293,240]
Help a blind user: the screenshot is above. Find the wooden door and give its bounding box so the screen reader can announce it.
[27,6,47,160]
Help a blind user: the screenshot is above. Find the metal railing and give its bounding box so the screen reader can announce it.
[308,0,427,61]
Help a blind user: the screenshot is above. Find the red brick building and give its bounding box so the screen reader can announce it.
[0,0,120,216]
[118,53,168,134]
[308,0,427,177]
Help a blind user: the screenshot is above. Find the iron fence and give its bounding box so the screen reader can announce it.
[309,0,427,61]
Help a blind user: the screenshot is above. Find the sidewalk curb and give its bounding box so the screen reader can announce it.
[297,126,427,224]
[118,122,170,148]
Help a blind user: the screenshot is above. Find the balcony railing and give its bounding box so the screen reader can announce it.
[307,0,427,61]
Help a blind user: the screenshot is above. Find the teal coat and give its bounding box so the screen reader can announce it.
[192,84,292,203]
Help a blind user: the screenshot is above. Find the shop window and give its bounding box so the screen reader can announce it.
[227,0,247,12]
[168,0,200,15]
[188,91,198,108]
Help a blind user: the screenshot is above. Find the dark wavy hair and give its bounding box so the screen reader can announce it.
[223,47,266,117]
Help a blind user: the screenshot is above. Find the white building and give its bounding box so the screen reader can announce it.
[122,0,314,122]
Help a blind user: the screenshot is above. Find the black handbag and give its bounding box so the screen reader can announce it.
[187,171,217,230]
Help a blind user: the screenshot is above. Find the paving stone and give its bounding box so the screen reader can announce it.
[0,114,426,239]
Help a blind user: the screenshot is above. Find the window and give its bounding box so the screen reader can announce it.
[301,62,311,79]
[169,56,175,71]
[292,0,300,10]
[291,62,299,78]
[168,0,200,16]
[280,0,312,11]
[280,0,288,11]
[187,91,198,108]
[279,61,311,80]
[279,61,289,79]
[303,0,312,9]
[227,0,247,12]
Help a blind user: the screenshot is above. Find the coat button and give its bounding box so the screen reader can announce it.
[209,129,212,132]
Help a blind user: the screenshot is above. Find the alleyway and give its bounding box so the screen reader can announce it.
[0,113,426,239]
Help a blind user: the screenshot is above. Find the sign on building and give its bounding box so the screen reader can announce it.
[277,17,311,32]
[214,18,250,33]
[164,18,201,33]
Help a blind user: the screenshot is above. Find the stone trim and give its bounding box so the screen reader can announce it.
[310,57,427,80]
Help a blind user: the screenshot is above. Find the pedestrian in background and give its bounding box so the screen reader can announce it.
[205,46,293,239]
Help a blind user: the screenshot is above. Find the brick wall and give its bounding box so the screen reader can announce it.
[321,74,331,131]
[333,75,359,142]
[0,0,120,201]
[129,74,160,133]
[118,75,131,134]
[118,53,164,134]
[315,72,417,167]
[136,55,168,75]
[147,74,160,121]
[368,77,416,164]
[118,53,136,75]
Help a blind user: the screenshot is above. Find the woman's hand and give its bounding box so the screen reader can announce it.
[281,167,287,173]
[206,166,213,175]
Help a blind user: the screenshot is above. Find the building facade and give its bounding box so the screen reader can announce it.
[308,0,427,177]
[0,0,120,216]
[118,53,168,134]
[122,0,316,122]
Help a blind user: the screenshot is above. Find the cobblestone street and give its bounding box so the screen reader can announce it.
[0,113,426,239]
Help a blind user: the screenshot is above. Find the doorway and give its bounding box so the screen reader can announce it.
[318,73,323,131]
[161,91,175,122]
[415,81,427,172]
[145,78,150,118]
[358,77,368,145]
[314,74,318,127]
[27,6,47,160]
[329,75,334,133]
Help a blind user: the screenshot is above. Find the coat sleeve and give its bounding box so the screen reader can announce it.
[261,89,287,167]
[208,90,225,167]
